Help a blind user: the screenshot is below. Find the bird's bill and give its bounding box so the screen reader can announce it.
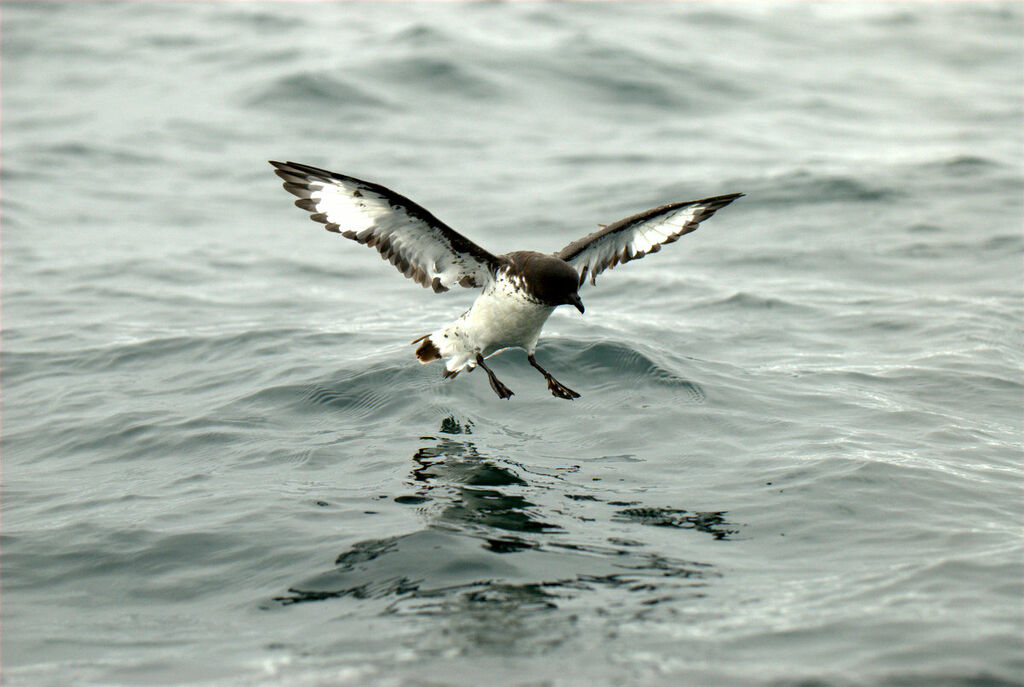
[568,294,585,314]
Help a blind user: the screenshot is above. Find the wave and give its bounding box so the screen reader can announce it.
[532,338,708,402]
[243,71,393,112]
[273,524,719,608]
[744,170,903,205]
[364,55,503,101]
[388,22,454,47]
[3,329,320,376]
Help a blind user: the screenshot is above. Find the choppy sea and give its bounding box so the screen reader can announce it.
[2,2,1022,685]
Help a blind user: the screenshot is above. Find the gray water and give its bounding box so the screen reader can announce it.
[2,2,1022,685]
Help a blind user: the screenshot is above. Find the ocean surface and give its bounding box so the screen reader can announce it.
[2,2,1022,685]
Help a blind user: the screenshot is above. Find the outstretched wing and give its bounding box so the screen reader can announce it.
[555,193,743,288]
[271,161,504,293]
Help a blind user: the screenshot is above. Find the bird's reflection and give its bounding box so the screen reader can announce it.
[407,416,560,552]
[273,415,737,619]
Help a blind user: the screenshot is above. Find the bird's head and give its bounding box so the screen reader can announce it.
[526,254,584,314]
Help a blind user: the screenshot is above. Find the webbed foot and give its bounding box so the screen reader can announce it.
[528,353,580,400]
[488,375,515,400]
[546,377,580,400]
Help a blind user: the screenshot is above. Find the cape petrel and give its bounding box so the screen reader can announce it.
[271,160,741,400]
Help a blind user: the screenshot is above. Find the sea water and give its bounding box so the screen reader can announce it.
[2,2,1021,685]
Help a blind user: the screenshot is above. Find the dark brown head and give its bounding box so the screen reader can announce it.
[505,251,584,313]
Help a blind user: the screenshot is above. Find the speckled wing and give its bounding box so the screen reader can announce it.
[271,161,504,293]
[555,193,743,288]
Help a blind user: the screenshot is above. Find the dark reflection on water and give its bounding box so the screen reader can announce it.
[613,506,738,540]
[274,416,737,622]
[410,417,561,540]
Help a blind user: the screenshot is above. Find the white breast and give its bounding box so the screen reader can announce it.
[466,277,555,356]
[432,274,555,372]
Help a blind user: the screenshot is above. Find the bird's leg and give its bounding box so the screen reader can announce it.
[475,353,514,400]
[528,353,580,400]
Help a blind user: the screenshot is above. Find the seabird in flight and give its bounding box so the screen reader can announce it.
[270,160,741,400]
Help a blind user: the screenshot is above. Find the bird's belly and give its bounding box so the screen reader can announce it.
[463,291,554,355]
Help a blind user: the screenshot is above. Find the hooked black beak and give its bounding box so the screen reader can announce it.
[568,293,584,314]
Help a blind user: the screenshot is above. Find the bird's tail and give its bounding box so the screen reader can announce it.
[412,328,474,378]
[411,334,441,363]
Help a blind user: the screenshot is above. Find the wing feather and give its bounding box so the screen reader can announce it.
[555,193,742,287]
[270,161,503,292]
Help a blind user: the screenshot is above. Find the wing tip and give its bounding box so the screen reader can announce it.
[270,160,336,183]
[706,192,744,207]
[693,191,744,221]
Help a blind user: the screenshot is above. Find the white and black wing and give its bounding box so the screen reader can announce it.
[271,161,504,292]
[555,193,743,288]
